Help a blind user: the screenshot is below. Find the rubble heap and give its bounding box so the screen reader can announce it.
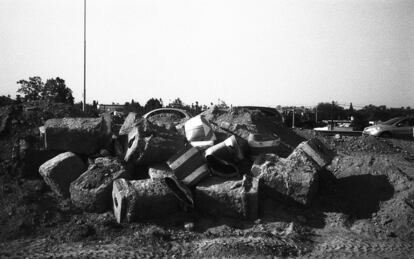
[15,105,334,223]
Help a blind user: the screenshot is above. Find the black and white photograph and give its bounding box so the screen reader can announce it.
[0,0,413,258]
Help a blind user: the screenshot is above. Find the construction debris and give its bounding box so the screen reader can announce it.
[248,133,280,160]
[112,178,180,223]
[195,176,259,219]
[124,119,186,165]
[167,144,210,186]
[204,135,246,178]
[70,157,130,213]
[184,115,216,148]
[38,152,86,197]
[251,150,319,206]
[296,138,334,168]
[119,112,139,136]
[201,106,296,157]
[148,164,174,179]
[44,117,112,155]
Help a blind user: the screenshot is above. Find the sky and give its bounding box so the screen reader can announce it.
[1,0,413,108]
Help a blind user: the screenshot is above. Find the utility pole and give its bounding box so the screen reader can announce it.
[315,106,318,124]
[292,107,295,128]
[330,100,334,130]
[83,0,86,111]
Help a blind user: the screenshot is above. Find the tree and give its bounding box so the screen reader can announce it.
[43,77,74,104]
[167,98,184,108]
[349,102,354,113]
[315,102,346,121]
[144,98,162,112]
[17,76,44,101]
[17,76,74,104]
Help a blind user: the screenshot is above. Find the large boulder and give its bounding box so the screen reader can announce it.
[112,178,180,223]
[70,157,129,212]
[44,117,112,155]
[39,152,86,197]
[195,176,259,219]
[251,150,319,205]
[124,119,186,165]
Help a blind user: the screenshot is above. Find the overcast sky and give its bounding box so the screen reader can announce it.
[1,0,413,108]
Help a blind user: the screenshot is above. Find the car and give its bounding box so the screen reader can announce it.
[362,116,414,138]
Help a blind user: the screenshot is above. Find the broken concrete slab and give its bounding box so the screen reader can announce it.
[148,164,174,179]
[247,133,280,161]
[296,138,334,168]
[39,152,86,197]
[44,117,112,155]
[112,178,180,223]
[70,157,129,212]
[195,176,259,219]
[119,112,139,136]
[200,106,296,157]
[251,151,319,206]
[124,119,186,165]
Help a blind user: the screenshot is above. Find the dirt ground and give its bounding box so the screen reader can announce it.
[1,105,414,258]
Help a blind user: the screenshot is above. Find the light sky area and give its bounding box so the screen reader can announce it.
[1,0,413,108]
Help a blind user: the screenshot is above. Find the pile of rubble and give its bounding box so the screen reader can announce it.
[33,106,334,225]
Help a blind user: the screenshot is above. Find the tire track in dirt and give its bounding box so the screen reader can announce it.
[305,233,414,259]
[1,234,413,258]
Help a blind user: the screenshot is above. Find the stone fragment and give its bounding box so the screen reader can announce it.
[195,176,259,219]
[44,117,112,155]
[296,138,334,168]
[39,152,86,197]
[124,119,186,165]
[148,164,174,179]
[119,112,139,136]
[70,157,129,212]
[112,178,180,223]
[251,150,319,205]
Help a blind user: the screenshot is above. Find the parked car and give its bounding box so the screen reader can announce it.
[362,117,414,138]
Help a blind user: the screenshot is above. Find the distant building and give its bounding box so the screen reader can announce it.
[98,104,125,115]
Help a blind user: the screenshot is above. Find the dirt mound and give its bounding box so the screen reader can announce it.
[321,135,401,155]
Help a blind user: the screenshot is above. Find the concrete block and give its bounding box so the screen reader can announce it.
[112,178,180,223]
[195,176,259,219]
[44,117,111,155]
[70,157,129,212]
[148,164,174,179]
[296,138,334,168]
[39,152,86,197]
[251,150,319,206]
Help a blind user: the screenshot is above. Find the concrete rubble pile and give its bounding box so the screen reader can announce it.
[33,106,334,224]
